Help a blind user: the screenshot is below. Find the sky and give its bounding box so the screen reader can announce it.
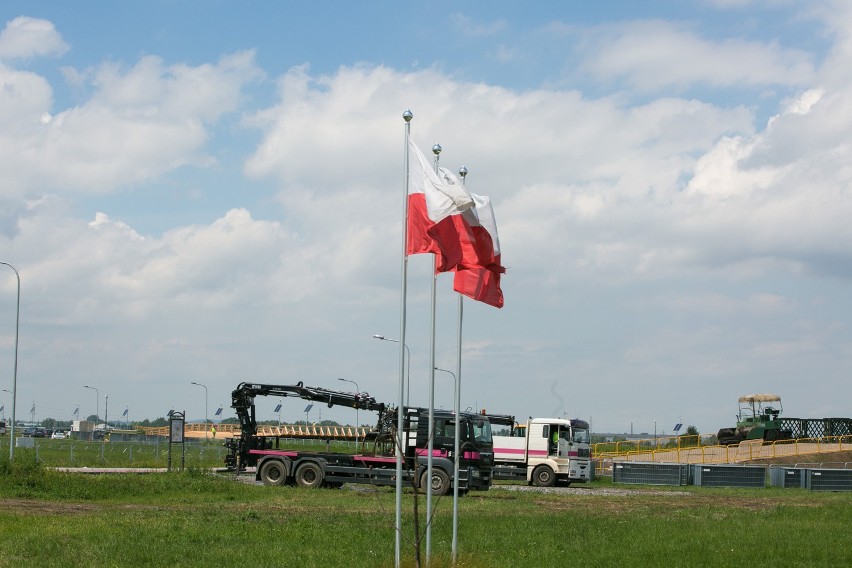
[0,0,850,436]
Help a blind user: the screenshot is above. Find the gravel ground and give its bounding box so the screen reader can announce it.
[222,470,689,496]
[491,484,691,497]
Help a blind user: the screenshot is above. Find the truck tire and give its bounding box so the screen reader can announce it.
[532,465,556,487]
[259,460,288,486]
[294,461,324,489]
[420,468,451,496]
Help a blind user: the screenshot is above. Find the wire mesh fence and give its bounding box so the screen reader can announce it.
[1,436,227,469]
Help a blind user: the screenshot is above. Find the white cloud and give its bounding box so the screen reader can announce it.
[578,20,816,92]
[0,51,263,197]
[0,16,68,60]
[17,205,310,324]
[241,65,779,292]
[0,63,55,129]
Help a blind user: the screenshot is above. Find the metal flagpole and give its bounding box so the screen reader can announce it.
[0,262,20,461]
[395,109,413,568]
[425,142,442,562]
[451,165,468,560]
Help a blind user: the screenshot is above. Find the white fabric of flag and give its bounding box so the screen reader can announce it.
[409,139,474,222]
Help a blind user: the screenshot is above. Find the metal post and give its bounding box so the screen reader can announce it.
[396,109,413,568]
[1,389,10,424]
[435,365,459,560]
[191,381,209,438]
[0,262,20,460]
[425,142,442,562]
[373,335,411,406]
[453,166,468,559]
[84,385,99,434]
[337,378,360,436]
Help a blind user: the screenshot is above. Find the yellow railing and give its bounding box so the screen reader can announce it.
[593,435,852,476]
[593,434,702,457]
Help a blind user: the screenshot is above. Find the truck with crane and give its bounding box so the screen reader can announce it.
[489,415,592,486]
[224,381,495,495]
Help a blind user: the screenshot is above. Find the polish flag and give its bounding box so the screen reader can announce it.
[450,191,505,308]
[406,139,474,271]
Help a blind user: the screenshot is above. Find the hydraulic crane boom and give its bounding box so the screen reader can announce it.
[231,381,387,445]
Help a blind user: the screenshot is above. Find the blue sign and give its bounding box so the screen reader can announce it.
[274,404,282,412]
[673,423,683,432]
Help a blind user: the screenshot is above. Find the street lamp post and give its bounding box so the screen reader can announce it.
[83,385,99,426]
[190,381,208,438]
[435,366,461,560]
[1,388,11,423]
[0,261,20,460]
[373,334,411,406]
[337,378,360,442]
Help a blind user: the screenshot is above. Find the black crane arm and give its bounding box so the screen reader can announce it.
[481,413,516,427]
[231,381,387,442]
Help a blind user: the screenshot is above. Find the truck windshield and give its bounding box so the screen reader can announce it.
[472,419,492,446]
[572,427,590,444]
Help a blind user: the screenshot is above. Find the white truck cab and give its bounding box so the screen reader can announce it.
[492,417,592,486]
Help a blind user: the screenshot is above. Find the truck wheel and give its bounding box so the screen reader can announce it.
[295,462,324,489]
[532,465,556,487]
[420,468,451,496]
[259,460,287,486]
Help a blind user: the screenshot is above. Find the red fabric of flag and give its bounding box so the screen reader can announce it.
[444,190,505,308]
[405,140,473,271]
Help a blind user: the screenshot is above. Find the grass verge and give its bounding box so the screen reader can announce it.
[1,455,850,568]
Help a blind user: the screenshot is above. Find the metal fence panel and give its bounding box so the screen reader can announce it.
[612,461,690,485]
[781,418,852,438]
[692,464,766,488]
[807,468,852,491]
[769,467,806,489]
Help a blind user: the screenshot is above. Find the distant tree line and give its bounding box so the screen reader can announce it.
[10,416,345,429]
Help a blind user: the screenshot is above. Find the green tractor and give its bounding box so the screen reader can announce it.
[716,394,794,446]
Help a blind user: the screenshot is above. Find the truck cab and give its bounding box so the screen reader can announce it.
[493,417,591,486]
[409,408,494,493]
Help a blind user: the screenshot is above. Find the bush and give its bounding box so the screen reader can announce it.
[0,450,47,494]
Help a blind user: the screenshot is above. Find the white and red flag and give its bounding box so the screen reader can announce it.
[449,190,505,308]
[406,139,474,271]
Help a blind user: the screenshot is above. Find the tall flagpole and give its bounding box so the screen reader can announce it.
[396,108,413,568]
[0,262,20,461]
[425,142,442,562]
[451,165,468,560]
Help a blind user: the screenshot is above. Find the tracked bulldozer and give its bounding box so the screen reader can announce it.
[717,394,794,446]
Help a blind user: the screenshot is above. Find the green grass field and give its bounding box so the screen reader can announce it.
[0,435,357,469]
[1,448,850,568]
